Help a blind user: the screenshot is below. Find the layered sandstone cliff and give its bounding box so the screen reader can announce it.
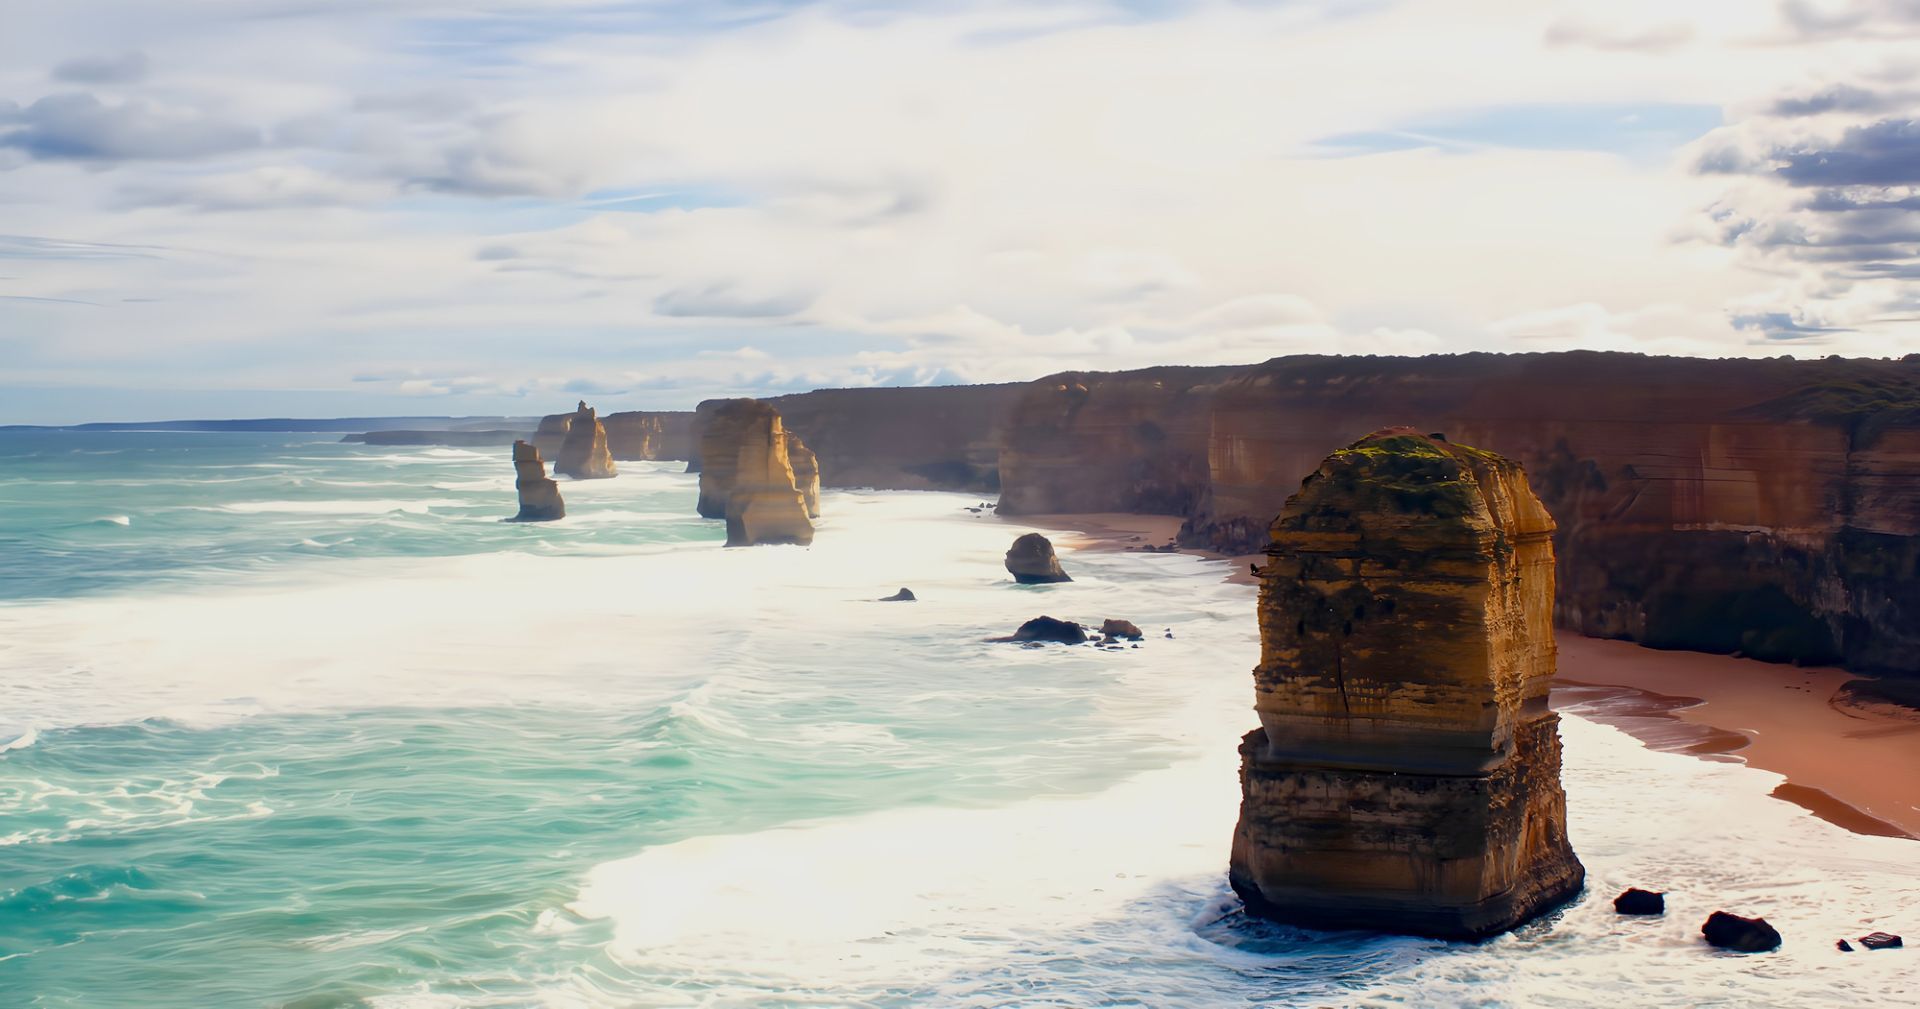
[1230,430,1583,939]
[770,384,1024,492]
[996,366,1241,515]
[554,402,617,479]
[508,440,564,522]
[531,411,573,457]
[985,353,1920,674]
[694,399,777,518]
[602,411,695,461]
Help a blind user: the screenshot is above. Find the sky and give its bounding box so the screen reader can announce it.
[3,0,1919,423]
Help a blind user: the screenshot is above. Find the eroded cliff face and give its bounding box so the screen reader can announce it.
[785,431,821,519]
[509,440,564,522]
[603,411,695,461]
[554,401,617,480]
[1175,353,1920,673]
[771,384,1024,492]
[1230,430,1583,940]
[987,353,1919,672]
[996,366,1242,515]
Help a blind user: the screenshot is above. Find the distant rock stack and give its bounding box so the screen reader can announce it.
[1229,428,1583,940]
[531,411,573,457]
[509,440,564,522]
[602,410,697,461]
[1005,532,1072,584]
[694,399,776,517]
[554,401,617,480]
[724,412,815,547]
[786,431,822,519]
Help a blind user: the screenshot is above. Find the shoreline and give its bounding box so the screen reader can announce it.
[1018,509,1920,841]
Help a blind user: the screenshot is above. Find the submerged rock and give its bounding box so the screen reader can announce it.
[1859,931,1903,950]
[998,616,1088,645]
[554,401,617,480]
[786,431,822,519]
[1006,533,1072,584]
[508,440,564,522]
[1702,911,1782,952]
[1230,429,1584,941]
[1614,889,1666,915]
[1100,619,1144,640]
[880,588,916,602]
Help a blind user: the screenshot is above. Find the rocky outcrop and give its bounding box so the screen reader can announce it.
[997,616,1089,644]
[694,399,779,518]
[785,431,821,518]
[691,398,814,546]
[1614,888,1665,915]
[723,411,815,548]
[1005,533,1071,584]
[1703,911,1782,952]
[554,402,617,479]
[1100,619,1143,640]
[1230,430,1584,940]
[880,587,916,602]
[772,384,1025,492]
[602,411,695,461]
[509,441,564,522]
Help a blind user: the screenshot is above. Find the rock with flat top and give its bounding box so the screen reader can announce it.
[1000,616,1087,644]
[1231,430,1584,941]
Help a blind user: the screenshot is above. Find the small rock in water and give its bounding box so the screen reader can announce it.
[1005,533,1072,584]
[1702,911,1782,952]
[1613,888,1665,915]
[880,587,916,602]
[1838,939,1855,952]
[1859,932,1903,950]
[998,616,1088,645]
[1163,628,1174,639]
[1100,619,1144,641]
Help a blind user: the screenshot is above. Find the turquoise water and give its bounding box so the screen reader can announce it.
[2,432,1917,1007]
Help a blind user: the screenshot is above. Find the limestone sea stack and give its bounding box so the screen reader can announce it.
[694,399,778,518]
[723,411,815,547]
[554,401,617,480]
[786,431,822,519]
[1005,533,1072,584]
[509,440,564,521]
[1230,429,1584,940]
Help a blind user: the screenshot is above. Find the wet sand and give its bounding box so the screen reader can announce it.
[1553,635,1920,840]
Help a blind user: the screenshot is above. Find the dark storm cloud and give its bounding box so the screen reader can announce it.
[1769,84,1902,117]
[0,93,259,162]
[1774,119,1920,187]
[51,51,151,85]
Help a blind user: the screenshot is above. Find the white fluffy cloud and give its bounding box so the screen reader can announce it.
[2,0,1918,421]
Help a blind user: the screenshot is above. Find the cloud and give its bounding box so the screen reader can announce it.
[1773,118,1920,186]
[655,283,814,318]
[0,93,259,162]
[1778,0,1920,39]
[1544,16,1695,52]
[51,51,151,85]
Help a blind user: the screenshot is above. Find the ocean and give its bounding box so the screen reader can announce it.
[1,431,1915,1008]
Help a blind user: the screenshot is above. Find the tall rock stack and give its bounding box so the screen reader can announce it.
[785,431,821,519]
[509,440,565,522]
[724,413,815,547]
[554,401,617,480]
[695,400,773,516]
[1230,429,1583,940]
